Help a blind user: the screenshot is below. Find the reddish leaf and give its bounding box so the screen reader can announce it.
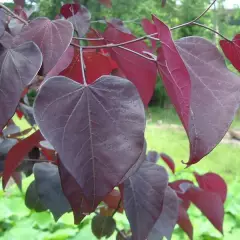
[148,187,179,240]
[184,186,224,233]
[3,130,44,188]
[159,153,175,174]
[13,18,74,74]
[153,15,191,131]
[103,24,157,106]
[177,204,193,240]
[60,3,80,18]
[176,37,240,165]
[99,0,112,8]
[34,75,145,210]
[46,46,74,79]
[220,35,240,72]
[103,189,123,213]
[86,28,105,46]
[194,172,227,203]
[0,42,42,131]
[60,48,116,84]
[141,19,156,50]
[124,161,168,240]
[58,159,90,224]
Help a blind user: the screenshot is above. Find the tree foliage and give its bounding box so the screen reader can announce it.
[0,0,239,239]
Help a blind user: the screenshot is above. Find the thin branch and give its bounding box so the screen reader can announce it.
[117,46,156,62]
[171,0,217,30]
[192,22,231,41]
[73,36,104,41]
[0,3,28,25]
[80,47,87,86]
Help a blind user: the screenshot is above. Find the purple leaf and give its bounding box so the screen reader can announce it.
[108,18,131,34]
[68,5,91,37]
[148,186,179,240]
[45,46,74,79]
[146,151,159,163]
[3,125,20,137]
[13,18,73,75]
[124,161,168,240]
[0,41,42,131]
[39,140,54,151]
[119,140,146,183]
[19,103,35,126]
[58,159,90,224]
[176,37,240,165]
[33,75,145,210]
[33,162,71,221]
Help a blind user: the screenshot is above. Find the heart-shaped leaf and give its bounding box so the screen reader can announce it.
[141,19,156,50]
[194,172,227,203]
[0,42,42,131]
[124,161,168,240]
[33,162,71,221]
[25,180,48,212]
[153,15,191,131]
[148,186,179,240]
[3,130,44,188]
[58,159,90,224]
[13,17,73,74]
[176,37,240,165]
[33,75,145,209]
[103,24,157,106]
[220,35,240,72]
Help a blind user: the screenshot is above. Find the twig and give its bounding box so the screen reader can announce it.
[73,36,104,41]
[192,22,231,41]
[80,47,87,86]
[0,3,28,25]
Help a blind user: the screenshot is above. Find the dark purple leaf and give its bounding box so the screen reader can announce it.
[34,75,145,210]
[103,24,157,106]
[194,172,227,203]
[0,31,13,49]
[68,5,91,37]
[177,204,193,240]
[148,186,179,240]
[33,162,71,221]
[0,41,42,131]
[124,161,168,240]
[146,150,159,163]
[25,180,48,212]
[176,37,240,165]
[153,15,191,131]
[58,159,89,224]
[119,140,146,183]
[13,18,73,74]
[159,153,175,174]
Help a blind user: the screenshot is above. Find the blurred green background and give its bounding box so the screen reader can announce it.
[1,0,240,239]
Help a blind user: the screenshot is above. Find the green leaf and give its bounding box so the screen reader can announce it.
[44,228,78,240]
[31,212,53,230]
